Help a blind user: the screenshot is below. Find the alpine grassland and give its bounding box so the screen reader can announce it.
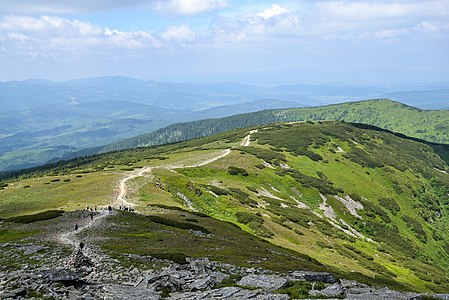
[1,121,449,293]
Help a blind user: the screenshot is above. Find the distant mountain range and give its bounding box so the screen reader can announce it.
[1,76,449,171]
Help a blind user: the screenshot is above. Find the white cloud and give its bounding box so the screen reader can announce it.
[162,25,196,42]
[105,29,161,48]
[155,0,228,16]
[5,32,30,42]
[0,15,162,58]
[256,4,290,20]
[0,16,102,36]
[210,4,301,42]
[301,0,449,40]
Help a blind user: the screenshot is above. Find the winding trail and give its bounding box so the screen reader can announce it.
[55,130,253,250]
[114,148,232,209]
[117,166,152,207]
[115,129,256,209]
[241,129,258,147]
[58,210,109,248]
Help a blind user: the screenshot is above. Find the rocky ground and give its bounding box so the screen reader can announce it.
[1,211,449,299]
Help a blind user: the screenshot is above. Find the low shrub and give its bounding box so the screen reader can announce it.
[235,211,263,225]
[151,252,188,264]
[228,166,249,176]
[6,210,64,224]
[379,197,400,215]
[146,215,210,234]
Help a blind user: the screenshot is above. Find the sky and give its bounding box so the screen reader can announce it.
[0,0,448,84]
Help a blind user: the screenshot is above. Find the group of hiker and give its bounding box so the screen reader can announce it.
[74,205,113,231]
[118,205,134,212]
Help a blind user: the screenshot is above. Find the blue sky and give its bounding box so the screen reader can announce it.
[0,0,448,84]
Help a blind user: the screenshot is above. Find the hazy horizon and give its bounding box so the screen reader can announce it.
[1,0,448,84]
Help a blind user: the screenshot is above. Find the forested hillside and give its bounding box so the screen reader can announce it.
[81,99,449,156]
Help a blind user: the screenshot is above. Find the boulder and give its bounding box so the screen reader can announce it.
[309,282,345,298]
[0,288,26,299]
[288,271,337,283]
[169,287,289,300]
[238,274,288,291]
[188,258,210,276]
[345,288,422,300]
[67,250,94,269]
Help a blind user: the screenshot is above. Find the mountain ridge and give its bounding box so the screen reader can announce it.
[70,99,449,160]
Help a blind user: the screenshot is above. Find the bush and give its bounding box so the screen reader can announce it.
[283,169,342,195]
[239,146,286,163]
[151,252,188,264]
[379,197,400,215]
[6,210,64,224]
[146,215,210,234]
[228,166,249,176]
[359,198,391,223]
[202,185,229,195]
[235,211,263,225]
[402,215,427,243]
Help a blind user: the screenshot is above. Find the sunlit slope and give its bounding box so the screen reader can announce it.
[136,122,449,292]
[2,121,449,292]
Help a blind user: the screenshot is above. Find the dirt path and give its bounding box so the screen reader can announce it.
[115,129,255,209]
[241,130,258,147]
[54,131,251,255]
[58,210,110,248]
[117,166,151,207]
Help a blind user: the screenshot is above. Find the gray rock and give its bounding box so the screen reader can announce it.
[0,288,26,299]
[102,284,161,300]
[430,295,449,300]
[188,258,210,275]
[289,271,337,283]
[238,274,288,291]
[168,287,252,299]
[345,288,422,300]
[309,283,344,298]
[23,245,44,255]
[67,250,93,269]
[188,275,215,291]
[340,279,368,289]
[48,269,82,283]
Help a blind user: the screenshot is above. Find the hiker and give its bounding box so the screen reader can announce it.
[75,223,78,231]
[79,242,85,250]
[90,213,94,221]
[108,205,112,214]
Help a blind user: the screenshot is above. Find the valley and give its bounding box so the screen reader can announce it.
[1,76,448,173]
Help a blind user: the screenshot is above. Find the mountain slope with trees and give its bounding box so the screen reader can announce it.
[85,99,449,156]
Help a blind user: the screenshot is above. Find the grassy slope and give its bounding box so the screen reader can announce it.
[135,122,449,292]
[1,122,449,292]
